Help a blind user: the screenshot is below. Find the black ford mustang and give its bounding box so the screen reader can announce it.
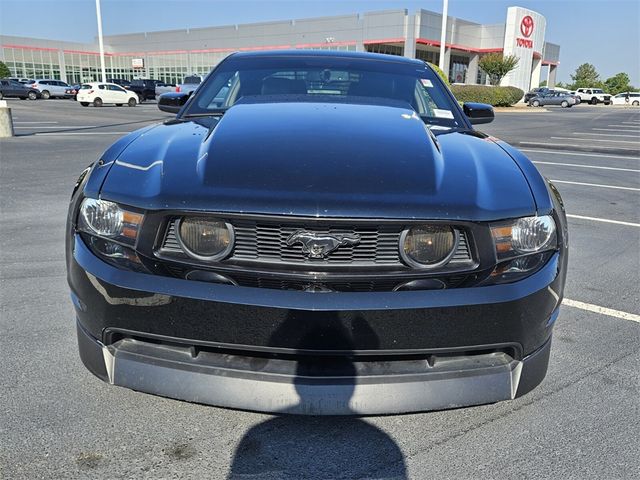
[66,51,568,415]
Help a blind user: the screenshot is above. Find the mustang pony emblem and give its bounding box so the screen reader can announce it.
[286,231,361,259]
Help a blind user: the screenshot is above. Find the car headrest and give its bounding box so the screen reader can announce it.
[261,77,307,95]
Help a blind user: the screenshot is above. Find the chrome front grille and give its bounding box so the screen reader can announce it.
[159,218,473,268]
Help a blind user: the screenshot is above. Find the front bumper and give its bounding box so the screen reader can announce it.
[70,235,564,414]
[77,319,551,415]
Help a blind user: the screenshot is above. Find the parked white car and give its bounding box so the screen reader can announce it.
[611,92,640,106]
[77,82,138,107]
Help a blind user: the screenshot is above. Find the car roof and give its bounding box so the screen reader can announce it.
[230,49,425,66]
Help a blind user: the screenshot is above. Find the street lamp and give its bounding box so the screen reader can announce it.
[438,0,449,72]
[95,0,107,83]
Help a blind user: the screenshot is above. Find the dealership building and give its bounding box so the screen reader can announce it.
[0,6,560,92]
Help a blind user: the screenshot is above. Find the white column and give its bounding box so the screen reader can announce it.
[438,0,449,70]
[530,57,542,90]
[466,54,479,84]
[547,65,557,88]
[404,13,417,59]
[95,0,107,83]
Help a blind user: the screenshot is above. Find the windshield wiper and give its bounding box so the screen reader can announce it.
[182,108,228,118]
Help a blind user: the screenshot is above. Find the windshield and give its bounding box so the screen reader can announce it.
[184,76,202,84]
[183,54,465,128]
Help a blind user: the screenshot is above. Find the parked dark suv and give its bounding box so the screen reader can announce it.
[0,78,40,100]
[129,79,162,102]
[107,78,132,88]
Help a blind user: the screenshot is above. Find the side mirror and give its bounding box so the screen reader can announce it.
[463,102,494,125]
[158,92,191,114]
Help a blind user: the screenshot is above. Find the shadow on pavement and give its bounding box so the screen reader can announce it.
[227,313,407,479]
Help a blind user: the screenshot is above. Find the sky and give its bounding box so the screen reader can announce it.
[0,0,638,85]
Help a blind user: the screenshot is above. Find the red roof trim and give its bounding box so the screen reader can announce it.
[2,43,59,52]
[416,38,503,54]
[363,37,405,45]
[295,41,357,48]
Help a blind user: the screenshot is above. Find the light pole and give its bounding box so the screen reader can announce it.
[438,0,449,72]
[95,0,107,82]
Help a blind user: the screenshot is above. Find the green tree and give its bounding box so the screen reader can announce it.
[478,53,519,86]
[604,72,632,95]
[0,61,11,78]
[570,63,601,89]
[539,80,548,87]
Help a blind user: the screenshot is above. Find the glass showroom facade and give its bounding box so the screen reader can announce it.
[0,7,560,90]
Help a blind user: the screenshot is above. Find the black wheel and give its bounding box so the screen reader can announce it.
[633,100,639,106]
[115,103,123,107]
[93,97,103,107]
[41,90,50,99]
[590,97,598,105]
[27,91,37,100]
[137,94,144,103]
[80,102,89,107]
[561,100,568,108]
[0,92,4,100]
[532,100,540,107]
[127,97,137,107]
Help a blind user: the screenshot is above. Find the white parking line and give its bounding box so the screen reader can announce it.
[13,121,59,124]
[33,132,132,136]
[563,299,640,324]
[519,142,640,152]
[566,214,640,227]
[533,161,640,172]
[607,124,640,128]
[591,128,640,133]
[550,137,639,144]
[572,132,640,138]
[15,126,98,129]
[520,149,640,160]
[550,179,640,191]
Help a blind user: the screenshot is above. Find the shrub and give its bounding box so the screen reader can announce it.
[478,53,519,86]
[427,63,449,86]
[450,85,524,107]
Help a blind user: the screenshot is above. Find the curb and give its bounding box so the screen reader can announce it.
[494,107,550,113]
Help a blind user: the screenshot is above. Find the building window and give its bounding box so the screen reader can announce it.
[415,50,439,65]
[365,44,404,56]
[449,55,469,84]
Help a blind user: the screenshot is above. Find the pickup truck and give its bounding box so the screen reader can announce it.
[129,79,163,102]
[154,82,176,97]
[175,75,203,95]
[574,88,611,105]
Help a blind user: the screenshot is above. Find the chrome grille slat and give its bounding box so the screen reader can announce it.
[159,218,473,267]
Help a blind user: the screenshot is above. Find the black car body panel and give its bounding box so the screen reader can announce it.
[66,51,568,415]
[99,102,536,220]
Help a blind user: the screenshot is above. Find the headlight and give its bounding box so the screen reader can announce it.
[486,215,558,285]
[400,225,458,268]
[491,215,556,260]
[78,198,143,246]
[176,217,234,261]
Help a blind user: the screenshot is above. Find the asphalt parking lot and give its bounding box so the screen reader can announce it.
[1,99,638,479]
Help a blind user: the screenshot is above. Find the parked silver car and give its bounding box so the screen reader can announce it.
[28,79,72,99]
[529,91,576,108]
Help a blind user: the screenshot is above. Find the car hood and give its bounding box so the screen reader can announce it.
[99,102,536,220]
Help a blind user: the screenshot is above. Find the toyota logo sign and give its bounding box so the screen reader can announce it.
[520,15,534,38]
